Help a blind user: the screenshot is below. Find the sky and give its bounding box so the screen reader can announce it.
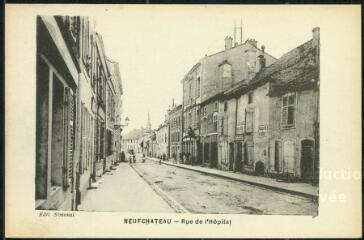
[93,5,320,135]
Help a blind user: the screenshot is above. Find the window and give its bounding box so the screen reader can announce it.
[245,110,254,133]
[224,101,228,112]
[189,83,192,104]
[281,93,296,128]
[197,77,201,97]
[213,112,218,131]
[222,64,232,78]
[248,92,253,104]
[188,112,192,127]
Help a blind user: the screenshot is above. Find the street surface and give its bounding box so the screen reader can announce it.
[132,157,318,215]
[78,162,174,212]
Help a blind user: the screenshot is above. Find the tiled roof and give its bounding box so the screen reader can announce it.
[225,39,319,98]
[123,128,147,140]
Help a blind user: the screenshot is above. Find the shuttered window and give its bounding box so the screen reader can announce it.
[281,93,296,128]
[64,88,75,187]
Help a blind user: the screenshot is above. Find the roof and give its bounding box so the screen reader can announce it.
[224,38,319,98]
[106,57,123,95]
[123,128,147,140]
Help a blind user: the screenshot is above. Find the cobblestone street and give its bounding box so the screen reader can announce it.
[132,157,318,215]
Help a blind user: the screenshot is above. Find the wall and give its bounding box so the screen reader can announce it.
[201,43,276,102]
[269,89,318,177]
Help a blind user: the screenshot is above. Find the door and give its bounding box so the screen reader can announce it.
[243,142,249,165]
[274,141,281,172]
[301,140,314,182]
[211,142,218,168]
[236,142,243,171]
[204,143,210,163]
[229,142,234,171]
[197,142,202,165]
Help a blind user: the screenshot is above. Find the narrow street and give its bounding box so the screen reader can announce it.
[78,155,317,214]
[78,162,174,213]
[131,157,318,215]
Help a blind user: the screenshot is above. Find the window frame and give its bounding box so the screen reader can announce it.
[281,92,297,129]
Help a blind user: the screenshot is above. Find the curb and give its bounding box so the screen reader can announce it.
[130,164,190,214]
[147,157,318,201]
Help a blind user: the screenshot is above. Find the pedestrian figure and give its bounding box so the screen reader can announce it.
[133,154,136,163]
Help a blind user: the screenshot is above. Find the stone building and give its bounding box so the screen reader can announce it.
[267,27,320,184]
[168,104,183,162]
[220,27,319,184]
[155,123,169,159]
[181,63,202,164]
[35,16,124,210]
[106,58,123,164]
[197,36,276,169]
[36,16,80,211]
[121,128,146,154]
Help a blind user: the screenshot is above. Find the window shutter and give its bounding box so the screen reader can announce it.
[64,88,75,187]
[281,106,287,127]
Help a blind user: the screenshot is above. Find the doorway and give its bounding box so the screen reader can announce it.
[203,143,210,163]
[301,139,314,182]
[236,142,243,171]
[229,142,234,171]
[274,141,281,172]
[211,142,218,168]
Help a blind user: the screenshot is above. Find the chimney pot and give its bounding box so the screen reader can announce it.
[312,27,320,39]
[225,36,233,50]
[261,45,265,53]
[245,38,258,47]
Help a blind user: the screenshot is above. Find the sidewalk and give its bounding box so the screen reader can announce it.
[78,162,175,212]
[147,157,318,200]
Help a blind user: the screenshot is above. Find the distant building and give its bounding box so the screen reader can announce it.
[121,128,146,154]
[155,123,169,159]
[168,104,183,162]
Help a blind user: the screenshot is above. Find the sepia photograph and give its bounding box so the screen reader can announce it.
[5,4,361,238]
[35,13,319,215]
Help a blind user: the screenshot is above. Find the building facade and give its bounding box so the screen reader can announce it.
[214,27,320,184]
[181,63,202,164]
[190,36,276,169]
[155,123,169,159]
[168,104,183,162]
[35,16,124,210]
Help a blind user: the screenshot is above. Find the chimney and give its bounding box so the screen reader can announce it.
[225,36,233,50]
[312,27,320,40]
[312,27,320,47]
[245,38,258,47]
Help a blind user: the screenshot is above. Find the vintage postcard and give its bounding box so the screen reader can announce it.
[5,4,362,238]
